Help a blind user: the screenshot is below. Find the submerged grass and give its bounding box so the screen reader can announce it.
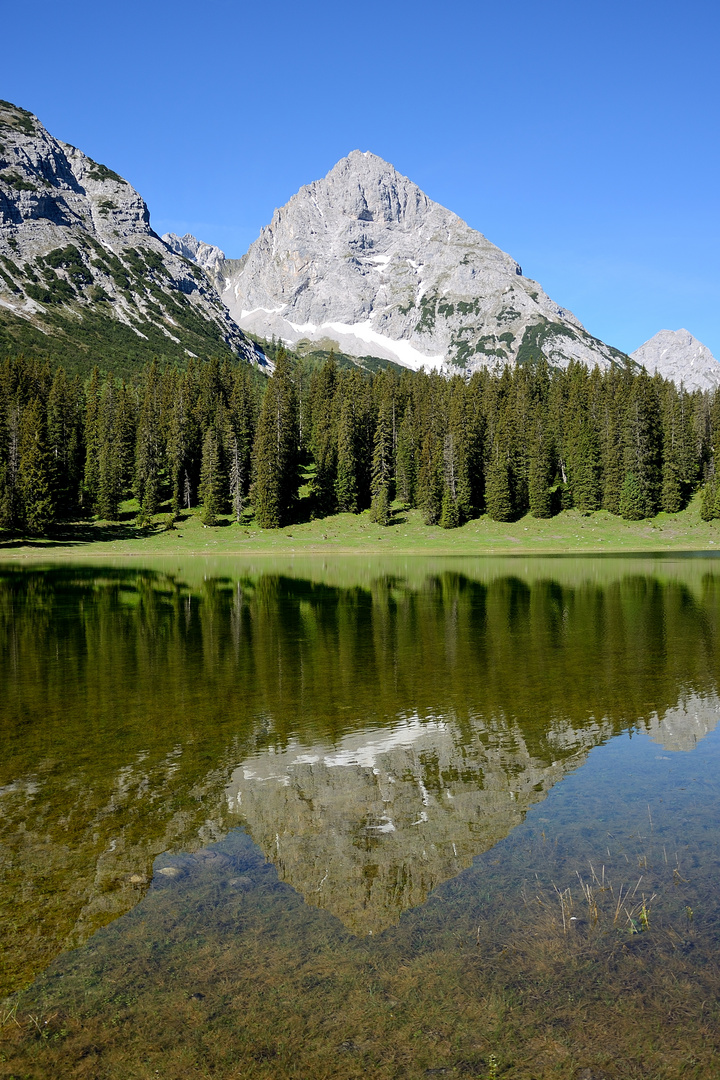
[2,769,719,1080]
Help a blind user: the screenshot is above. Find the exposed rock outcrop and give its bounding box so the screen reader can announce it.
[0,99,266,368]
[183,150,630,374]
[631,328,720,392]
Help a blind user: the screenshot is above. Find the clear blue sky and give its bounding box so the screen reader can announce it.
[5,0,719,356]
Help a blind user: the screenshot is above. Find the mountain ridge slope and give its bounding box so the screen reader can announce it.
[173,150,631,374]
[0,100,266,372]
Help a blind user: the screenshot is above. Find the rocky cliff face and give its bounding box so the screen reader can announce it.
[0,100,266,369]
[180,150,629,374]
[631,329,720,392]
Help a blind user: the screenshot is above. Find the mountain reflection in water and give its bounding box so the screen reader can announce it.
[1,557,720,994]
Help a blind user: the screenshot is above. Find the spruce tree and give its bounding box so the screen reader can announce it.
[370,392,395,525]
[253,349,298,528]
[620,371,662,519]
[573,424,602,513]
[0,401,20,530]
[226,370,254,523]
[199,426,223,526]
[528,407,552,519]
[336,394,360,513]
[417,432,443,525]
[47,367,83,519]
[18,398,54,534]
[135,361,164,524]
[485,439,514,522]
[395,403,417,505]
[440,487,459,529]
[83,367,101,515]
[369,483,391,526]
[701,478,718,521]
[309,357,338,516]
[600,367,626,514]
[97,378,123,521]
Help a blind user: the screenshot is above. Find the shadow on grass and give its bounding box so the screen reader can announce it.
[0,521,149,549]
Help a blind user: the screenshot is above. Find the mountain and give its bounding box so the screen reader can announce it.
[226,714,612,935]
[0,100,266,373]
[170,151,630,374]
[631,328,720,392]
[226,695,719,935]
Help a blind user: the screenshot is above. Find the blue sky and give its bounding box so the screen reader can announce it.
[5,0,719,356]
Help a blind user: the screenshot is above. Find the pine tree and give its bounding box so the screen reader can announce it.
[573,424,602,513]
[700,479,716,520]
[417,432,443,525]
[83,367,101,515]
[440,487,459,529]
[395,403,417,505]
[485,438,514,522]
[370,391,395,525]
[47,367,83,519]
[135,361,164,526]
[96,378,125,521]
[199,426,223,526]
[253,349,298,528]
[528,406,553,519]
[18,398,54,534]
[309,357,338,516]
[620,371,662,519]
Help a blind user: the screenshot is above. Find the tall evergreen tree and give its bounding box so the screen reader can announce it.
[395,402,418,505]
[253,349,299,528]
[96,378,124,520]
[135,361,164,525]
[620,371,662,519]
[485,437,514,522]
[47,368,83,519]
[309,357,338,515]
[199,426,224,526]
[370,391,394,525]
[83,367,101,515]
[573,423,602,513]
[18,398,54,534]
[528,409,553,518]
[226,365,255,523]
[417,431,443,525]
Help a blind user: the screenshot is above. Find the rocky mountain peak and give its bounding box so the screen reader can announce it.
[631,328,720,392]
[163,232,226,277]
[201,150,627,373]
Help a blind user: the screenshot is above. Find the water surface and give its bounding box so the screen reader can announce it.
[1,556,719,1078]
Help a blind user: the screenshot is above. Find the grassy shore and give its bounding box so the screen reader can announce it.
[1,494,719,559]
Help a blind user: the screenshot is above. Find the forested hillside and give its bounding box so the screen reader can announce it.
[1,351,719,537]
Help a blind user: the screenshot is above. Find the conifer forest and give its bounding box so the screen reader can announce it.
[1,350,719,536]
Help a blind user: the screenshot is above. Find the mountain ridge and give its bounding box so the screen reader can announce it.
[170,150,631,375]
[0,100,266,373]
[631,328,720,392]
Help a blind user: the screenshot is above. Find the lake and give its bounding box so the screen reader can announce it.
[1,555,719,1078]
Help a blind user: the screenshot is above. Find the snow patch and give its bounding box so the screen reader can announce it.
[239,304,286,318]
[287,318,446,371]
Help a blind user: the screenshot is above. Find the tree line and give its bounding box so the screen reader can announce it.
[2,349,720,535]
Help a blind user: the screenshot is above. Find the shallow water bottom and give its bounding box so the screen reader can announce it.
[3,726,720,1080]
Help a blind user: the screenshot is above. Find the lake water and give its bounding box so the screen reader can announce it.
[1,555,720,1079]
